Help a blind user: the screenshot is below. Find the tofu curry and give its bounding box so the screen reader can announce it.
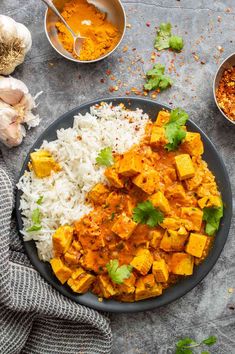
[30,109,223,302]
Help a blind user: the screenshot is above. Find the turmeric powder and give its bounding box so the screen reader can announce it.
[56,0,121,61]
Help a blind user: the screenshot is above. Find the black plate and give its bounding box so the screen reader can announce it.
[16,97,232,313]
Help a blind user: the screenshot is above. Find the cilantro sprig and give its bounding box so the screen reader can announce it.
[164,108,188,151]
[106,259,132,284]
[96,147,114,167]
[27,208,42,232]
[203,205,223,236]
[155,22,184,51]
[144,64,172,92]
[133,200,164,228]
[175,336,217,353]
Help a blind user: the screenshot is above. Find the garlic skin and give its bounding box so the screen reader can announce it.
[0,76,41,148]
[0,15,32,75]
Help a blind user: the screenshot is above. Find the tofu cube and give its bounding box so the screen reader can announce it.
[160,217,181,230]
[130,249,153,275]
[152,259,169,282]
[132,167,160,194]
[118,273,136,295]
[135,274,162,301]
[104,166,124,188]
[67,273,95,293]
[185,233,208,258]
[150,126,167,147]
[170,253,194,275]
[118,152,142,177]
[88,183,109,205]
[50,258,72,284]
[155,110,170,126]
[175,154,195,180]
[52,225,74,256]
[149,230,163,248]
[160,230,188,252]
[111,213,137,239]
[181,132,204,156]
[150,191,170,213]
[64,251,81,265]
[98,275,117,298]
[181,207,203,232]
[198,195,222,209]
[166,184,187,202]
[30,150,61,178]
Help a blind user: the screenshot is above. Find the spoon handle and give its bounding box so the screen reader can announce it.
[41,0,76,37]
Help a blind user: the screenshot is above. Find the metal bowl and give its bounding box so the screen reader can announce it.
[213,52,235,125]
[44,0,126,63]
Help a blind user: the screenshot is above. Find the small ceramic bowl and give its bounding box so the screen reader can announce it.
[213,52,235,125]
[44,0,126,63]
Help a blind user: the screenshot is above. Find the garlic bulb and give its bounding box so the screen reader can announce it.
[0,15,32,75]
[0,76,41,147]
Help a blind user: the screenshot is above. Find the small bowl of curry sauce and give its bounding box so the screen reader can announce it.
[213,53,235,124]
[44,0,126,63]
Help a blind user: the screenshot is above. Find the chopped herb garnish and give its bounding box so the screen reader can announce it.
[175,335,217,353]
[203,206,223,236]
[154,22,172,50]
[169,35,184,51]
[144,64,172,91]
[27,208,42,232]
[106,259,132,284]
[110,212,115,221]
[96,147,114,166]
[133,200,164,228]
[164,108,188,151]
[154,22,184,51]
[36,196,43,205]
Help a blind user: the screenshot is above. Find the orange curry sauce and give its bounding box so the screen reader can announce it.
[50,110,222,302]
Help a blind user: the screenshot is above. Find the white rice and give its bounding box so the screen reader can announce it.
[17,103,149,261]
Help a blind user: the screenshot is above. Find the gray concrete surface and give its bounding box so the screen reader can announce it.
[0,0,234,353]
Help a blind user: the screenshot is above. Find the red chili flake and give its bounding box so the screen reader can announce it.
[106,69,111,76]
[100,78,105,83]
[200,60,206,65]
[225,7,231,13]
[122,45,129,52]
[229,305,235,310]
[146,22,150,27]
[109,86,115,92]
[78,75,82,79]
[217,16,222,22]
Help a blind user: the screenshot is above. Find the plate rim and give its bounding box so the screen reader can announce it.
[15,96,233,313]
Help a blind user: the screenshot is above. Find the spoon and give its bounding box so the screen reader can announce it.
[41,0,86,56]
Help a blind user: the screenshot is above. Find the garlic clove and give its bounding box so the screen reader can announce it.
[0,106,24,147]
[0,15,17,42]
[0,76,28,105]
[16,22,32,53]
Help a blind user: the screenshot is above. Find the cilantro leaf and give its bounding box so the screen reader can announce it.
[27,208,42,233]
[202,336,217,346]
[203,206,223,236]
[164,108,188,151]
[169,35,184,51]
[154,22,172,50]
[144,64,172,92]
[36,196,43,205]
[176,338,197,348]
[201,352,210,354]
[133,200,164,228]
[96,147,114,166]
[106,259,132,284]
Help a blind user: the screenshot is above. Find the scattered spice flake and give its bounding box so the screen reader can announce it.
[217,45,224,53]
[126,23,132,28]
[98,297,103,302]
[229,305,235,310]
[146,22,150,27]
[225,7,232,13]
[218,16,222,22]
[106,69,112,76]
[100,78,105,83]
[228,288,234,293]
[200,60,206,65]
[123,45,129,52]
[125,90,130,95]
[192,53,199,62]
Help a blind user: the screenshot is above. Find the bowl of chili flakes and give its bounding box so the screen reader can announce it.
[213,52,235,124]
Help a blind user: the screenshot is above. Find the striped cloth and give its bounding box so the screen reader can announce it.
[0,157,112,354]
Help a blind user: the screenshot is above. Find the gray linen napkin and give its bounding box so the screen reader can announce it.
[0,156,112,354]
